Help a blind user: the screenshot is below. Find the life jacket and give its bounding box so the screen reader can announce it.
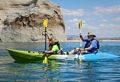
[55,42,61,50]
[84,39,100,49]
[84,40,91,48]
[49,42,60,50]
[97,40,100,49]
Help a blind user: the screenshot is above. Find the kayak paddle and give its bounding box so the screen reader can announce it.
[77,19,83,60]
[42,18,48,64]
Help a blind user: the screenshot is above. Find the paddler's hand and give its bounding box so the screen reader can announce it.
[43,51,48,54]
[79,48,86,51]
[80,33,82,38]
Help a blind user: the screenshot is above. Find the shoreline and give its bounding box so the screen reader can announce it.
[99,40,120,42]
[65,40,120,42]
[0,40,120,43]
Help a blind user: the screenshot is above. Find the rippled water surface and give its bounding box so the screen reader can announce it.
[0,42,120,82]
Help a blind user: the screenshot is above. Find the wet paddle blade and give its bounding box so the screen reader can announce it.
[43,56,48,64]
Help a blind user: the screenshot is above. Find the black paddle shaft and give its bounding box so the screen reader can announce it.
[45,27,47,51]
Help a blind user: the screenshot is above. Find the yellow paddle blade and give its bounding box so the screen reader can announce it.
[43,19,48,28]
[80,58,83,62]
[79,19,82,29]
[43,56,48,64]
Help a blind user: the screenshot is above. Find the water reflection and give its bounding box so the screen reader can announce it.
[59,60,98,82]
[41,61,61,82]
[0,60,61,82]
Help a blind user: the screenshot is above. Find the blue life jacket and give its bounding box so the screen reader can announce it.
[96,40,100,49]
[84,40,91,48]
[84,39,100,53]
[84,39,99,49]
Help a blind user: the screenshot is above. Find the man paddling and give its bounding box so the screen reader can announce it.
[79,32,100,54]
[69,32,99,54]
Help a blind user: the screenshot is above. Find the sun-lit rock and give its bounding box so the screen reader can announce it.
[0,0,66,42]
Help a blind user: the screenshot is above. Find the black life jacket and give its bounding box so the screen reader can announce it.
[49,42,61,50]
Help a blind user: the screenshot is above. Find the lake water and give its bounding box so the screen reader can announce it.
[0,42,120,82]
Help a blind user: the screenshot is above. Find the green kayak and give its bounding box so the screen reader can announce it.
[6,48,68,62]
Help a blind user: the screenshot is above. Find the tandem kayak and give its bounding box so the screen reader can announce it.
[6,48,118,62]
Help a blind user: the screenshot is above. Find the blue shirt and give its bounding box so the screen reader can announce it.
[88,39,98,53]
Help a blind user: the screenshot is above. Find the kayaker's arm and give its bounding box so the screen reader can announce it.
[84,46,93,51]
[80,34,85,41]
[44,45,59,54]
[80,46,93,51]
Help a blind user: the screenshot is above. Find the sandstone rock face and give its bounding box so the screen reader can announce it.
[0,0,66,42]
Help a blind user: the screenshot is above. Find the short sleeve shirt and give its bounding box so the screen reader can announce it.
[90,40,97,48]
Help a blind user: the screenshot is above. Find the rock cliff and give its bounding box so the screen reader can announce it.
[0,0,66,42]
